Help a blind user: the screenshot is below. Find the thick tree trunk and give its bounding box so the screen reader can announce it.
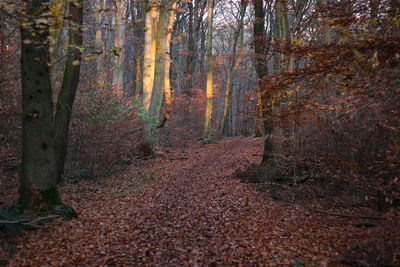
[142,0,157,111]
[164,0,178,107]
[20,0,59,209]
[203,0,214,142]
[54,0,83,184]
[143,0,175,149]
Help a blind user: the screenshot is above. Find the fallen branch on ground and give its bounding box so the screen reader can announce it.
[0,215,61,226]
[168,157,188,160]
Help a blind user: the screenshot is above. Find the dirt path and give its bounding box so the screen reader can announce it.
[6,137,399,266]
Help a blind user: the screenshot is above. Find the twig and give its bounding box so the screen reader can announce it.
[168,157,188,160]
[0,215,61,225]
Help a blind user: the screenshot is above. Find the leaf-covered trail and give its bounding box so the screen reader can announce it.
[7,137,398,266]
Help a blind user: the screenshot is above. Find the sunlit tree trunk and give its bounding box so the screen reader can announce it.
[142,0,157,111]
[143,0,175,148]
[164,0,177,107]
[203,0,214,142]
[219,0,247,135]
[112,0,126,90]
[54,0,83,184]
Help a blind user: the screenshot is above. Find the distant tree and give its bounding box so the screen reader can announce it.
[203,0,214,142]
[112,0,127,90]
[219,0,247,135]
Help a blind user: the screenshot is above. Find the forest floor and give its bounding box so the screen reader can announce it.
[2,136,399,266]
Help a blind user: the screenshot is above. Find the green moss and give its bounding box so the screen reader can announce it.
[40,187,62,206]
[262,137,273,163]
[203,139,219,145]
[18,185,32,212]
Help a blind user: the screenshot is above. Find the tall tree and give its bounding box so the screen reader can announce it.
[203,0,214,142]
[143,0,176,149]
[134,0,145,98]
[54,0,84,183]
[253,0,268,138]
[142,0,157,111]
[19,0,81,215]
[253,0,275,162]
[219,0,247,135]
[94,0,104,74]
[164,0,178,107]
[184,0,206,91]
[20,0,58,208]
[112,0,127,90]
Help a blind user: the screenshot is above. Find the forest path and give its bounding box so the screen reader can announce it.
[8,136,395,266]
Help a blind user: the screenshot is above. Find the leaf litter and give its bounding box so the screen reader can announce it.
[4,136,399,266]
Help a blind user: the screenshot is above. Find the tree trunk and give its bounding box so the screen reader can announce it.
[185,1,195,92]
[49,0,67,62]
[54,0,83,184]
[142,0,157,111]
[253,0,275,162]
[143,0,175,149]
[203,0,214,142]
[20,0,59,209]
[219,0,247,135]
[134,0,144,98]
[253,0,268,138]
[112,0,126,90]
[95,0,104,74]
[164,0,177,107]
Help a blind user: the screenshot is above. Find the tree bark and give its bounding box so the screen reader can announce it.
[112,0,126,90]
[54,0,83,184]
[134,0,144,98]
[219,0,247,135]
[253,0,268,138]
[20,0,59,209]
[203,0,214,142]
[143,0,175,149]
[164,0,177,107]
[142,0,157,111]
[95,0,104,74]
